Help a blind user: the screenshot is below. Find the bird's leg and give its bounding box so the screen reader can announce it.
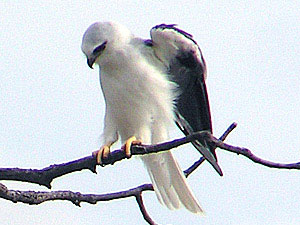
[121,136,142,158]
[92,142,114,165]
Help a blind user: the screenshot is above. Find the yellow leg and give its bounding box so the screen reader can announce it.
[122,136,142,158]
[92,143,113,165]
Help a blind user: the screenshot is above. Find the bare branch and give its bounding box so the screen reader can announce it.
[213,137,300,169]
[184,157,205,178]
[0,156,96,188]
[1,122,300,224]
[218,122,238,141]
[0,127,231,187]
[184,122,237,177]
[135,193,157,225]
[0,182,153,206]
[0,123,236,225]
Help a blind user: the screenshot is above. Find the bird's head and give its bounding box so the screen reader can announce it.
[81,21,133,69]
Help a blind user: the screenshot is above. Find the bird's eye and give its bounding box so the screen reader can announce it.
[93,41,107,55]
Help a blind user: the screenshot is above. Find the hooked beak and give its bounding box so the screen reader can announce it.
[87,57,96,69]
[86,41,107,69]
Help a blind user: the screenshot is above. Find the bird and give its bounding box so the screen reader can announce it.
[81,21,222,214]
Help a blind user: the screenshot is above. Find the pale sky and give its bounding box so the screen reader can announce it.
[1,1,300,225]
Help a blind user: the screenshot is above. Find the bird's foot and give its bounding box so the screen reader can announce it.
[92,144,112,165]
[121,136,142,158]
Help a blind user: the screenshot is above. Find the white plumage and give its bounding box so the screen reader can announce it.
[81,21,204,214]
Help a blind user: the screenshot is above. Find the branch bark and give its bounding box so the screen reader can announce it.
[1,122,300,225]
[0,129,222,188]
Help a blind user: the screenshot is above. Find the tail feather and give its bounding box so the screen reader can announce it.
[148,168,178,209]
[146,155,180,210]
[142,151,203,214]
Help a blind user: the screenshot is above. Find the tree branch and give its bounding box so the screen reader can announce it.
[0,182,153,206]
[135,192,157,225]
[0,125,234,188]
[212,137,300,169]
[1,122,300,225]
[0,156,96,188]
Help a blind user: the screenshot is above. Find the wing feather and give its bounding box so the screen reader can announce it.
[150,24,223,176]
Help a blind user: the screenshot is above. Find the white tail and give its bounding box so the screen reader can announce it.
[141,152,204,214]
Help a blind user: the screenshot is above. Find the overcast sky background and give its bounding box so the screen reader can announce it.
[1,1,300,225]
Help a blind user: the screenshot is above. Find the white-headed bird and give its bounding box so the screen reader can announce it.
[81,22,222,214]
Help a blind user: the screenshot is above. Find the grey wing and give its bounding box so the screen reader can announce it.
[150,24,223,176]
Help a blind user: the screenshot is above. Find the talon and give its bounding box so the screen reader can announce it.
[122,136,142,158]
[92,144,111,165]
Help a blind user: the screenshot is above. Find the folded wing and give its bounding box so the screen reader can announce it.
[150,24,223,176]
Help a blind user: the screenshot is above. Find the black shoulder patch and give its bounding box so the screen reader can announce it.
[176,50,199,69]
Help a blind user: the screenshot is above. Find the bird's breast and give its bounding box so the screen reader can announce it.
[99,52,176,141]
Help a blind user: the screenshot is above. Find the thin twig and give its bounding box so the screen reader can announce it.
[219,122,237,141]
[135,193,157,225]
[184,157,205,177]
[213,138,300,169]
[184,122,237,177]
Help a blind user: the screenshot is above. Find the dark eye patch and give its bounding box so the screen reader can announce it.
[93,41,107,55]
